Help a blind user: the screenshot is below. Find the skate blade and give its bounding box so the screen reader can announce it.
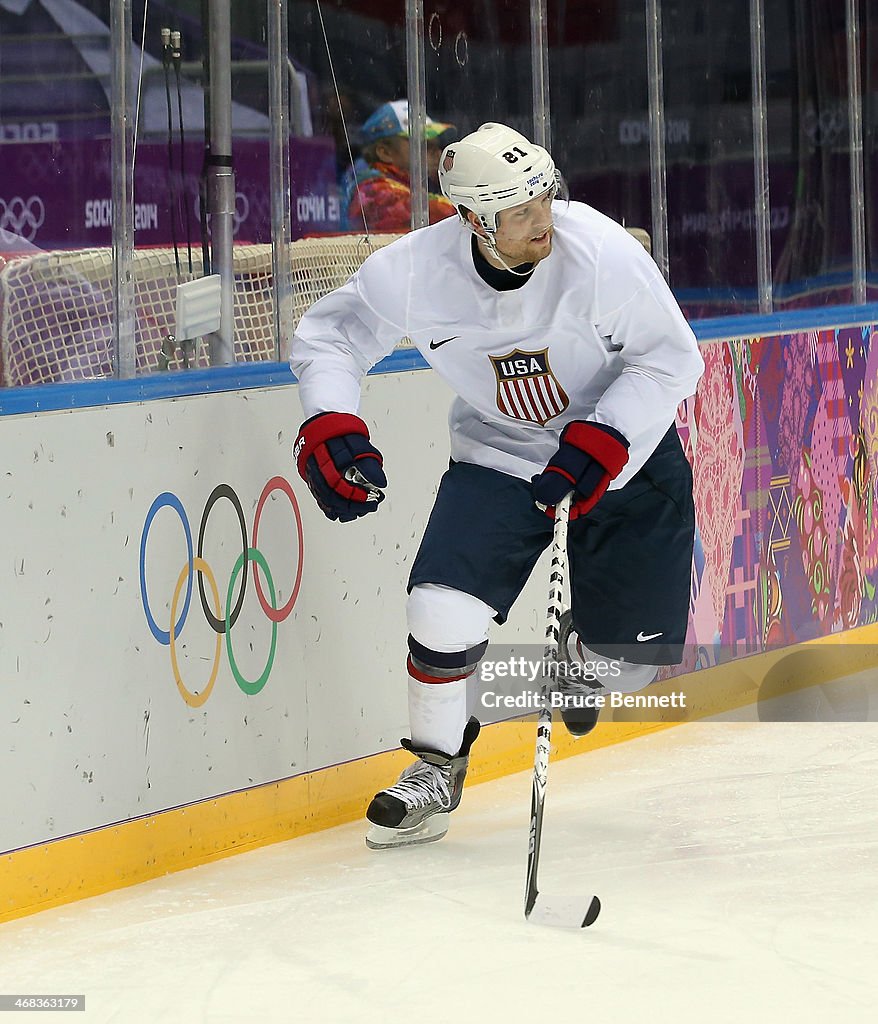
[365,812,450,850]
[561,721,599,740]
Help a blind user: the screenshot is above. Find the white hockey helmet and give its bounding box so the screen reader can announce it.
[438,122,558,233]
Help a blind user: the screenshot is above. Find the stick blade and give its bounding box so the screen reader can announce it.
[525,893,601,929]
[583,895,602,927]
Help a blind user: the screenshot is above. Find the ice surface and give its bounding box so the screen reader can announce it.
[1,680,876,1023]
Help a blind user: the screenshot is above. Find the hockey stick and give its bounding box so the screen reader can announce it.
[344,465,384,502]
[524,491,601,928]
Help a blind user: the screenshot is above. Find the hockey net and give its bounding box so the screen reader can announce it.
[0,234,401,388]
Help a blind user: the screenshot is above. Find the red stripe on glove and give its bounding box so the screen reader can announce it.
[561,421,629,477]
[295,412,373,480]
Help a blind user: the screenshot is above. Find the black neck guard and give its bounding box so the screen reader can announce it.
[470,235,534,291]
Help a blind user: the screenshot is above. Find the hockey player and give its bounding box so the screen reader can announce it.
[291,123,704,849]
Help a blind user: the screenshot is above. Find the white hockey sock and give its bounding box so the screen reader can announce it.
[408,674,469,756]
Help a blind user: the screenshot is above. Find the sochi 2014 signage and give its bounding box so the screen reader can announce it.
[139,477,303,707]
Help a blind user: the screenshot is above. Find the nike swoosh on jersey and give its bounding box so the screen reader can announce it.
[429,336,460,349]
[636,631,663,642]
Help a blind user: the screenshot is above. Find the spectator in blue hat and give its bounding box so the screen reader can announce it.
[341,100,457,232]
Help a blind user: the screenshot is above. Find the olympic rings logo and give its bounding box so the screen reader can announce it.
[0,195,45,243]
[139,477,304,707]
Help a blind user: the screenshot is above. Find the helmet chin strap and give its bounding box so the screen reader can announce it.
[472,225,537,278]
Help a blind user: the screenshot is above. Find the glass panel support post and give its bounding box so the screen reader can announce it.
[110,0,136,379]
[750,0,773,314]
[406,0,429,231]
[645,0,669,281]
[846,0,867,304]
[206,0,236,365]
[268,0,293,361]
[530,0,551,150]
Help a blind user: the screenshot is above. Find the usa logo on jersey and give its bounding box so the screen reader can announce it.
[489,348,569,426]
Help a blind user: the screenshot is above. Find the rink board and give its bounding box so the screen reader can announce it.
[3,312,878,922]
[0,370,472,848]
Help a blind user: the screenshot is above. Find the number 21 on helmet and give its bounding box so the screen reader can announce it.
[437,122,569,235]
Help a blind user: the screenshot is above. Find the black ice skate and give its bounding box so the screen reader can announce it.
[365,717,480,850]
[557,610,603,738]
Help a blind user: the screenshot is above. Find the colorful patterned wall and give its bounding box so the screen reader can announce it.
[674,324,878,673]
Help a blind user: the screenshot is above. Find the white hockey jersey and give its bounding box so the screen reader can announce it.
[290,201,704,488]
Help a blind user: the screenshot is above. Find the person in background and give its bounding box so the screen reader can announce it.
[341,100,457,232]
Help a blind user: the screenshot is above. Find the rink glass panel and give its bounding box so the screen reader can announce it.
[127,3,275,375]
[1,1,876,389]
[0,0,117,386]
[766,0,858,311]
[421,1,533,154]
[660,1,760,318]
[547,2,652,257]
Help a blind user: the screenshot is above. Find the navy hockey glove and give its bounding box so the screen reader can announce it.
[295,412,387,522]
[532,421,629,521]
